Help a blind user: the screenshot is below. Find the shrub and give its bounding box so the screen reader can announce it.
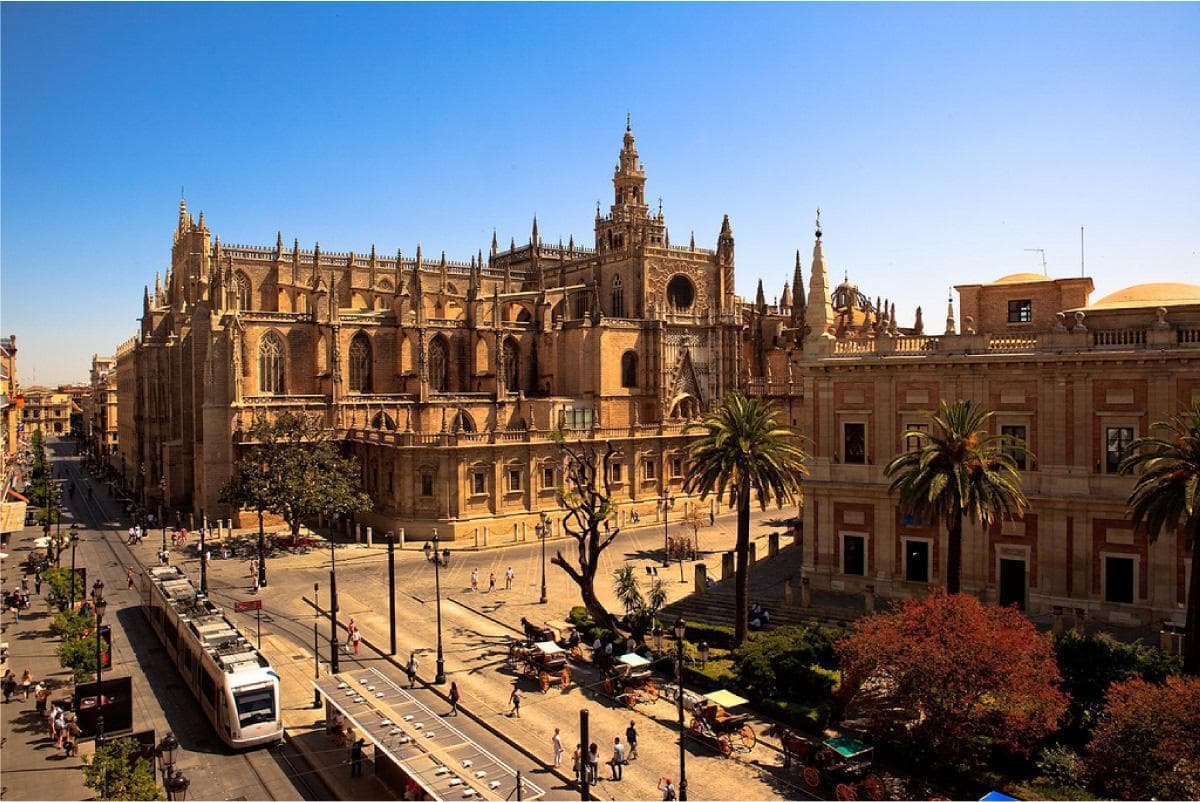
[82,737,163,801]
[730,624,842,705]
[1087,675,1200,800]
[57,635,99,683]
[1036,745,1088,789]
[759,699,832,734]
[683,621,736,650]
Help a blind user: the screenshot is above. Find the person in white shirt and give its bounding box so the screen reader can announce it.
[551,727,563,767]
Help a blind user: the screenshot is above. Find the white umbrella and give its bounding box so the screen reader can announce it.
[33,537,52,548]
[0,552,9,560]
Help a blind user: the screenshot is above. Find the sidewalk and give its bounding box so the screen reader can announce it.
[0,524,93,802]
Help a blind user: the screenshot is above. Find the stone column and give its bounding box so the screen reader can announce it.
[399,528,405,549]
[783,577,795,607]
[748,541,757,567]
[694,563,707,593]
[366,526,373,547]
[768,532,780,557]
[721,551,735,580]
[355,523,362,543]
[801,576,811,608]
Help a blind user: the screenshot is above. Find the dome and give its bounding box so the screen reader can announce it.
[1089,282,1200,309]
[991,272,1053,285]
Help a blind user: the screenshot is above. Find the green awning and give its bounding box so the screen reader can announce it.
[823,735,872,759]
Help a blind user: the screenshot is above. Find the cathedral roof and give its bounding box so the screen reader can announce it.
[1085,282,1200,310]
[990,272,1054,284]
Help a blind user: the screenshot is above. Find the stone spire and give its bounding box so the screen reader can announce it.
[531,215,539,246]
[276,230,284,256]
[143,285,151,316]
[804,209,834,338]
[178,196,188,229]
[780,281,792,309]
[913,305,924,335]
[945,292,957,335]
[491,229,498,258]
[889,301,897,334]
[154,271,163,305]
[755,278,766,313]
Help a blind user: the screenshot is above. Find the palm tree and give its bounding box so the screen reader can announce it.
[1120,401,1200,674]
[884,399,1030,596]
[684,393,808,645]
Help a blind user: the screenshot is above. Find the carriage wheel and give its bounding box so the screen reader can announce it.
[646,681,659,701]
[603,676,614,695]
[561,666,571,688]
[802,767,821,789]
[862,774,885,801]
[718,736,733,756]
[688,718,704,734]
[835,783,858,801]
[739,724,756,750]
[539,672,551,692]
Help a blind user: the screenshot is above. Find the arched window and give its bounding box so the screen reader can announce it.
[348,333,372,393]
[257,331,285,395]
[667,275,695,311]
[371,412,396,431]
[502,338,521,393]
[611,274,625,317]
[516,307,533,323]
[621,351,638,388]
[428,335,449,392]
[450,411,475,433]
[234,272,252,311]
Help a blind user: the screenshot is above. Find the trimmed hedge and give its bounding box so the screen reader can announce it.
[684,621,736,650]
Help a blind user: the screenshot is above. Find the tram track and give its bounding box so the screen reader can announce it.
[59,453,329,802]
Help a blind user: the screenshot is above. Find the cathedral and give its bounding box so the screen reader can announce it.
[116,124,741,541]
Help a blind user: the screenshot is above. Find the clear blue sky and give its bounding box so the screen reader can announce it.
[2,2,1197,385]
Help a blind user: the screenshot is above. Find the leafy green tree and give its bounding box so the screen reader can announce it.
[50,608,95,640]
[611,565,667,637]
[884,399,1030,595]
[222,411,371,586]
[731,625,842,705]
[1119,400,1200,674]
[82,737,164,801]
[41,566,85,613]
[684,393,808,645]
[58,634,100,683]
[549,436,622,633]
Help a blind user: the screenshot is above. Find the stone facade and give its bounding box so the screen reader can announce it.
[744,219,1200,628]
[114,125,739,537]
[19,386,77,437]
[1,335,18,477]
[87,354,119,462]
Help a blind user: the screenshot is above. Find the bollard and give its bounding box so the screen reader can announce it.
[346,519,353,537]
[513,523,518,542]
[521,521,527,541]
[355,523,362,544]
[721,551,735,580]
[864,583,875,614]
[784,577,795,606]
[1073,607,1086,634]
[1052,606,1064,635]
[474,528,480,549]
[694,563,708,593]
[482,527,489,547]
[366,526,373,547]
[768,532,780,558]
[801,576,811,608]
[399,528,405,549]
[748,541,757,567]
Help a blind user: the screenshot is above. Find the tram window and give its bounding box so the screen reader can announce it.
[234,687,276,726]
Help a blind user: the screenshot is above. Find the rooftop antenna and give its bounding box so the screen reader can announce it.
[1024,248,1047,276]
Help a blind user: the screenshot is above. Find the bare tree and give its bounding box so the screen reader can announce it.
[549,435,621,633]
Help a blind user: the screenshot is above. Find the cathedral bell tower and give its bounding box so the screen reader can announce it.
[595,118,664,258]
[613,117,647,216]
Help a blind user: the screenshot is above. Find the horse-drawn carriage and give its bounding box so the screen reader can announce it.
[508,640,572,692]
[602,652,660,707]
[521,618,583,662]
[782,732,882,799]
[687,690,757,756]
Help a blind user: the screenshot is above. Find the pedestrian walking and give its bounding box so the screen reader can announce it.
[53,707,66,747]
[552,727,563,767]
[126,566,135,590]
[571,744,582,784]
[609,737,625,780]
[2,669,16,703]
[470,568,479,593]
[709,509,715,526]
[587,742,600,783]
[406,653,419,688]
[509,686,521,718]
[504,566,514,590]
[34,572,42,595]
[626,721,639,759]
[34,682,48,716]
[350,628,362,655]
[249,557,259,578]
[659,777,677,800]
[350,737,365,777]
[448,681,460,716]
[488,572,496,593]
[63,718,81,757]
[20,669,33,701]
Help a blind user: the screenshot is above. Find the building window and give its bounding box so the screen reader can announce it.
[574,293,588,319]
[843,423,866,464]
[621,351,638,388]
[611,463,623,483]
[1000,425,1028,470]
[905,540,930,583]
[348,333,372,393]
[450,412,475,434]
[234,272,252,311]
[542,466,556,489]
[1104,555,1135,604]
[257,332,285,395]
[428,336,449,392]
[670,456,684,478]
[842,535,865,576]
[420,472,434,497]
[643,460,656,480]
[667,275,695,311]
[611,274,625,317]
[470,472,486,495]
[1105,426,1134,474]
[1007,299,1032,323]
[502,338,521,393]
[507,468,523,492]
[904,422,929,453]
[561,408,593,430]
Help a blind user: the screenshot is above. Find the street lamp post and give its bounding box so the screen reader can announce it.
[536,512,549,605]
[661,495,674,567]
[422,531,450,684]
[329,524,340,674]
[313,582,322,708]
[93,580,108,744]
[159,475,167,553]
[198,512,207,595]
[674,617,689,801]
[387,532,397,655]
[157,733,190,802]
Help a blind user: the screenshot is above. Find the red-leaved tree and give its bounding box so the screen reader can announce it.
[1087,676,1200,800]
[836,592,1066,768]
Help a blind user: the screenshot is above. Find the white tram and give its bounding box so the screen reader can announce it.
[138,565,283,748]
